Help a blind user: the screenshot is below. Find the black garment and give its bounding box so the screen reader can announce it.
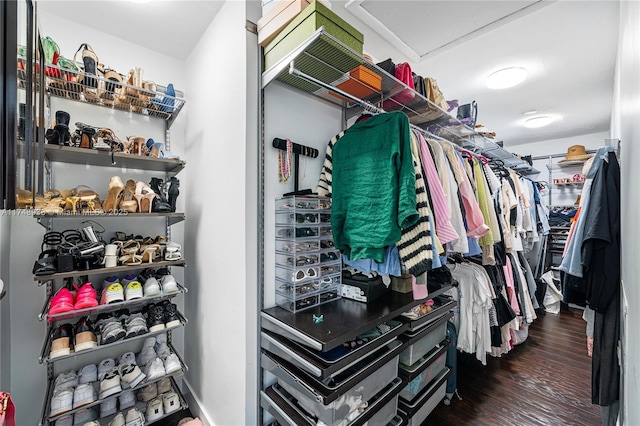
[582,152,621,312]
[592,290,620,406]
[445,320,458,395]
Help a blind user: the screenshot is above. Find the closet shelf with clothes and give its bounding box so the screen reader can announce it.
[263,28,537,175]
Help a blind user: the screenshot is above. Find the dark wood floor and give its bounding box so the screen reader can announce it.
[424,307,602,426]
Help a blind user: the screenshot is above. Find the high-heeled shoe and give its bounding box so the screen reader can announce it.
[149,178,168,203]
[102,69,123,104]
[74,43,100,102]
[146,139,164,158]
[125,67,143,98]
[104,176,124,213]
[119,179,137,213]
[168,177,179,213]
[134,181,156,214]
[141,244,160,263]
[126,136,147,156]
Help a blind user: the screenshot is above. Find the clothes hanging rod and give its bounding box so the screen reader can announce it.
[531,149,597,161]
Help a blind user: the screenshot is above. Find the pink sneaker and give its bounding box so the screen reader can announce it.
[74,283,99,310]
[49,287,75,317]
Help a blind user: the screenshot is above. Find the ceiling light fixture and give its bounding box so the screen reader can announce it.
[486,67,527,89]
[522,109,538,116]
[523,115,554,128]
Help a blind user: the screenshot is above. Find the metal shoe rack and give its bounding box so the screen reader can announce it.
[15,17,190,425]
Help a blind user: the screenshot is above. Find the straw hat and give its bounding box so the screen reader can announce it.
[558,145,593,163]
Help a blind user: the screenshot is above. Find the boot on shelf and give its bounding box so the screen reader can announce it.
[167,177,179,213]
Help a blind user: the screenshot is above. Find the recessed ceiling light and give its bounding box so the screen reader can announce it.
[523,115,554,128]
[486,67,527,89]
[522,109,538,116]
[129,0,152,3]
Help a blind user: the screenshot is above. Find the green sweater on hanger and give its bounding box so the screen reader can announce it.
[332,111,419,262]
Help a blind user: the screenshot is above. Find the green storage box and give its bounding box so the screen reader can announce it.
[264,0,364,69]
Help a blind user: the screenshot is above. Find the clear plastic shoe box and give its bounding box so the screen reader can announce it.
[275,196,341,313]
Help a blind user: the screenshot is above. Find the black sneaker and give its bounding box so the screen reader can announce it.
[147,306,166,333]
[50,323,74,359]
[74,317,97,352]
[163,302,180,328]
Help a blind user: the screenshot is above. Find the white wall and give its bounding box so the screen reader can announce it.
[504,131,608,206]
[183,1,253,424]
[0,215,10,390]
[3,11,187,426]
[613,1,640,423]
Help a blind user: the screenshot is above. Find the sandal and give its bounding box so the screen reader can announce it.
[119,254,142,265]
[164,242,182,261]
[119,179,138,213]
[101,69,124,103]
[33,249,59,275]
[126,136,148,156]
[141,244,161,263]
[125,67,143,98]
[117,240,140,256]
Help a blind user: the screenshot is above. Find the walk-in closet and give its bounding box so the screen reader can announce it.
[0,1,638,426]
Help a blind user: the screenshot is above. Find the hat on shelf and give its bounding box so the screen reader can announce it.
[558,145,593,163]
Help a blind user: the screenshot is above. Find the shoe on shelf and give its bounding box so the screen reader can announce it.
[145,398,164,423]
[74,282,99,310]
[120,274,138,286]
[177,418,205,426]
[167,177,179,213]
[54,370,78,392]
[156,377,171,395]
[55,415,73,426]
[119,179,138,213]
[97,358,116,381]
[124,408,145,426]
[162,391,180,414]
[141,244,161,264]
[155,333,170,359]
[96,315,126,345]
[49,287,75,316]
[73,407,98,425]
[164,242,182,261]
[100,396,118,418]
[133,181,156,213]
[50,323,74,359]
[119,389,136,411]
[118,363,146,389]
[136,383,158,403]
[163,353,181,374]
[50,388,73,417]
[163,302,181,329]
[137,336,157,364]
[124,280,143,301]
[146,139,164,159]
[125,313,148,338]
[73,383,97,409]
[100,282,124,305]
[147,305,166,333]
[98,367,122,400]
[74,317,98,352]
[144,357,166,381]
[143,277,161,297]
[119,351,136,366]
[78,363,97,384]
[108,412,125,426]
[159,275,178,294]
[102,275,119,289]
[83,420,101,426]
[104,176,125,213]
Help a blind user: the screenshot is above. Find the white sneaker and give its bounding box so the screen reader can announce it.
[50,388,73,417]
[120,274,138,287]
[73,407,98,424]
[54,370,78,391]
[162,391,180,414]
[108,412,125,426]
[124,281,143,301]
[118,363,146,389]
[100,397,117,418]
[145,398,164,422]
[118,352,136,366]
[156,377,171,394]
[100,283,124,305]
[78,364,98,384]
[144,357,166,381]
[98,367,122,399]
[119,390,136,410]
[164,353,182,374]
[143,277,161,297]
[98,358,116,381]
[136,338,157,367]
[102,275,119,290]
[125,314,148,338]
[160,275,178,294]
[124,408,145,426]
[155,333,170,358]
[136,383,158,403]
[73,383,97,409]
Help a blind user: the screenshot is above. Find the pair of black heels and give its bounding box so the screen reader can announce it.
[149,177,179,213]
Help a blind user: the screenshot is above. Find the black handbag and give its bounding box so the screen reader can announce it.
[376,58,395,76]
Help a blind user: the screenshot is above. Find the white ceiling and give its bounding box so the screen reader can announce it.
[36,0,619,148]
[37,0,224,60]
